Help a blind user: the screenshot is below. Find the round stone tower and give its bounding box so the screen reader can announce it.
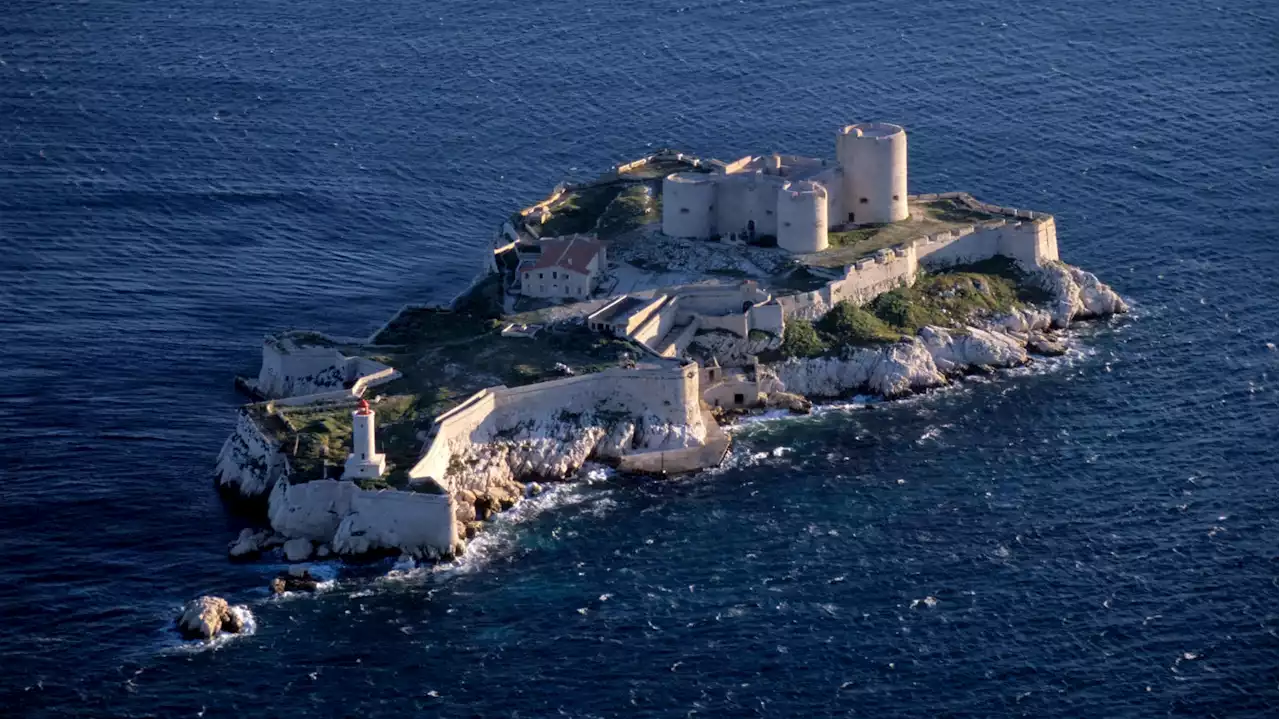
[661,172,716,239]
[776,180,829,253]
[836,122,908,225]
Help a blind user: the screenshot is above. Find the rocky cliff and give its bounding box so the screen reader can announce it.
[760,263,1126,400]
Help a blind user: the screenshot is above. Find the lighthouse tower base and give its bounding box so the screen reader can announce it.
[342,453,387,480]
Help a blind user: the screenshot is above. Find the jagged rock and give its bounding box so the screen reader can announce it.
[991,307,1052,334]
[228,528,272,558]
[919,325,1028,374]
[764,391,811,414]
[282,537,313,562]
[176,596,242,640]
[768,340,945,399]
[314,543,332,558]
[1034,262,1129,328]
[526,482,545,496]
[271,567,320,594]
[1027,332,1067,356]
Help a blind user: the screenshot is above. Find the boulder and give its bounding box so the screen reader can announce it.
[764,391,812,415]
[271,567,320,594]
[1027,332,1067,356]
[176,596,242,640]
[314,543,332,558]
[228,528,271,559]
[282,537,313,562]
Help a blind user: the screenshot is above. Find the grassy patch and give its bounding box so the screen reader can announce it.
[920,197,997,224]
[870,270,1023,334]
[538,184,623,238]
[815,302,901,345]
[596,183,660,239]
[828,225,886,248]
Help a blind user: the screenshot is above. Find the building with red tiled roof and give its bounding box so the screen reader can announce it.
[519,236,607,299]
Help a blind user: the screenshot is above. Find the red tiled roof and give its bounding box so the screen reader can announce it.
[527,237,603,275]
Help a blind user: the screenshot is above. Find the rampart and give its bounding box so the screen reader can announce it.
[253,332,400,400]
[407,361,704,492]
[776,193,1060,319]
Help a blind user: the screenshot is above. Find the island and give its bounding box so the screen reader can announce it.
[214,122,1128,565]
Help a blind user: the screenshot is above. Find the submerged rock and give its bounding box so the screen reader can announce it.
[176,596,244,640]
[1027,332,1067,356]
[271,566,320,594]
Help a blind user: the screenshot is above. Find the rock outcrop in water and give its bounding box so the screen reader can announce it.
[1035,262,1130,327]
[176,596,247,640]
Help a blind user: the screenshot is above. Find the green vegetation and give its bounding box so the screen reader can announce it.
[538,184,623,237]
[828,225,886,248]
[816,301,901,344]
[869,269,1023,334]
[595,183,660,239]
[777,319,826,358]
[747,329,776,342]
[919,197,998,224]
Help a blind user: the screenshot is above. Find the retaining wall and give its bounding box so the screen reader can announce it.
[408,362,703,491]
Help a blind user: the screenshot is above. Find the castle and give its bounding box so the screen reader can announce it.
[661,122,909,253]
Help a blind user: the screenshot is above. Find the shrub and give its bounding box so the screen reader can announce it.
[779,319,826,358]
[816,301,900,346]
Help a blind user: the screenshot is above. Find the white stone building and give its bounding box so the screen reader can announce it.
[661,121,909,253]
[519,236,607,299]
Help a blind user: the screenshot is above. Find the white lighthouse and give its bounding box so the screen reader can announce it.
[342,398,386,480]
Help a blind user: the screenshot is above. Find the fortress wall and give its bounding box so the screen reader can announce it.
[749,302,785,335]
[697,312,749,337]
[257,344,348,399]
[657,320,703,357]
[630,299,680,348]
[715,174,785,238]
[267,478,457,555]
[915,224,1004,268]
[339,490,456,555]
[828,246,918,307]
[408,364,703,488]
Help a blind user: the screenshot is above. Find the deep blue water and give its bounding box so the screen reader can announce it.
[1,0,1276,716]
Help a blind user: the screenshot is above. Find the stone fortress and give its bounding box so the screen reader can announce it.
[214,121,1127,566]
[662,122,908,252]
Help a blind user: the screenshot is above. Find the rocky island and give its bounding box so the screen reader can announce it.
[214,122,1128,566]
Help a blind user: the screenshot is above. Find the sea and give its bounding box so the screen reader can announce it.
[0,0,1275,716]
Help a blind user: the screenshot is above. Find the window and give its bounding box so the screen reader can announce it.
[680,207,690,214]
[524,272,529,279]
[709,369,716,381]
[733,393,745,405]
[552,271,557,279]
[892,194,899,201]
[538,272,544,279]
[765,210,773,216]
[859,197,868,204]
[847,212,856,222]
[783,221,792,227]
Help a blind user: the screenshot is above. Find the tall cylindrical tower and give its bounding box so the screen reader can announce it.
[776,181,829,253]
[352,399,375,462]
[343,398,387,479]
[836,122,908,225]
[661,172,717,239]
